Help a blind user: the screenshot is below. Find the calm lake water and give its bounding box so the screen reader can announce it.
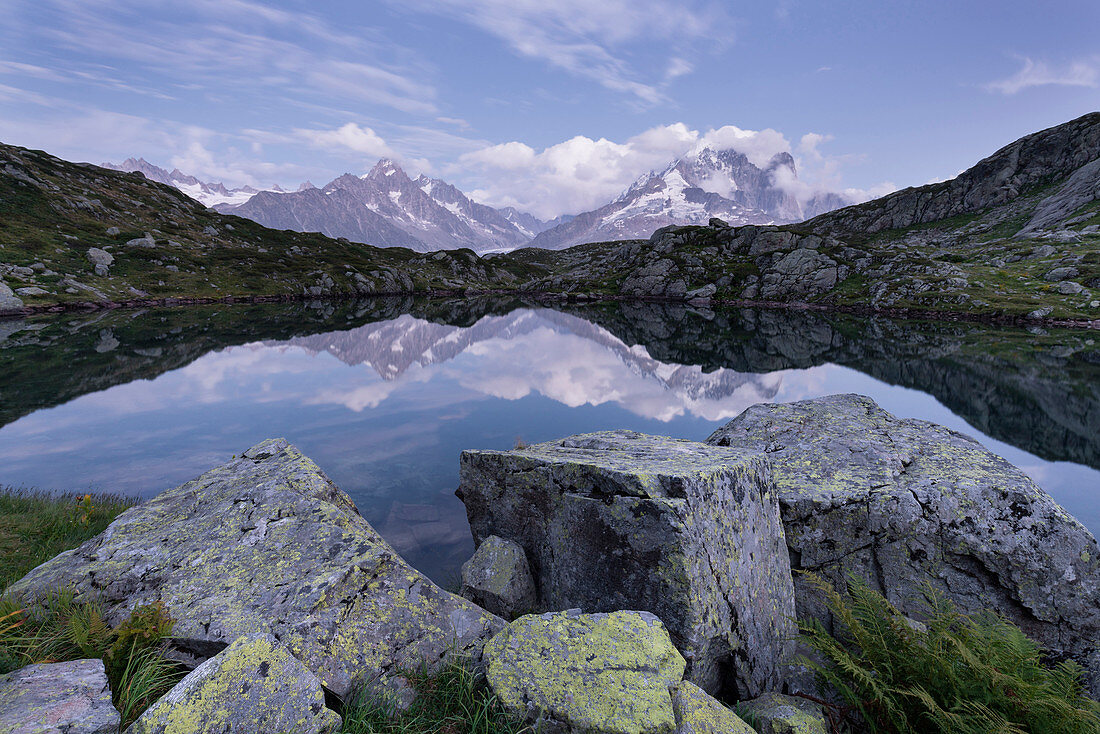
[1,298,1098,583]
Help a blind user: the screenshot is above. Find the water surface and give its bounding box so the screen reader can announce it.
[1,299,1097,582]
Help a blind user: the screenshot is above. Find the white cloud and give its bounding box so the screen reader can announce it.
[457,122,887,219]
[984,56,1100,95]
[400,0,731,104]
[296,123,395,159]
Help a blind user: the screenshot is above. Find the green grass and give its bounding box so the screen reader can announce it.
[797,572,1100,733]
[0,487,137,588]
[339,662,529,734]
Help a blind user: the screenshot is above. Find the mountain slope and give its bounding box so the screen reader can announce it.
[528,147,849,250]
[220,160,531,253]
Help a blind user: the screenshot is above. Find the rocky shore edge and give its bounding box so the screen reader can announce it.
[2,393,1098,733]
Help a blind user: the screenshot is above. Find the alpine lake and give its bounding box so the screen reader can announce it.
[1,297,1097,584]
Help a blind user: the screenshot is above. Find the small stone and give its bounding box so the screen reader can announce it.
[0,659,120,734]
[738,692,827,734]
[1058,281,1086,295]
[1044,266,1079,282]
[485,610,686,734]
[126,233,156,248]
[1091,300,1099,308]
[127,633,341,734]
[460,535,537,620]
[106,226,120,236]
[1027,306,1053,319]
[87,247,114,276]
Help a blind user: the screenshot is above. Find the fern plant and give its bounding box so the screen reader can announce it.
[796,572,1100,734]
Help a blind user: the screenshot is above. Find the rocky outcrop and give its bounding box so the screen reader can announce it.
[127,633,341,734]
[0,659,120,734]
[738,693,827,734]
[460,535,537,620]
[485,609,753,734]
[458,430,795,698]
[9,438,503,700]
[706,394,1100,693]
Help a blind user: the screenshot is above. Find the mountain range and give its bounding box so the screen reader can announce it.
[104,145,849,253]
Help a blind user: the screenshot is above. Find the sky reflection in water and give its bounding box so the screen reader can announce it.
[0,308,1096,583]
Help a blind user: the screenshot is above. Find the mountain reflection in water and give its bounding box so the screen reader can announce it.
[0,298,1096,582]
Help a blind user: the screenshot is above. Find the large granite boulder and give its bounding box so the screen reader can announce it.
[0,280,23,314]
[0,659,119,734]
[460,535,537,620]
[707,394,1100,693]
[458,430,795,698]
[9,438,503,700]
[127,633,340,734]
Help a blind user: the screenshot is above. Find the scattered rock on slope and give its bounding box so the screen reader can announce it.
[9,438,503,700]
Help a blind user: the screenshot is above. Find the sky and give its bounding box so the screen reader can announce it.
[1,0,1098,219]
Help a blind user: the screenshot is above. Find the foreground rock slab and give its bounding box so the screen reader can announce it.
[460,534,537,620]
[127,633,340,734]
[459,430,794,698]
[10,439,503,699]
[671,681,755,734]
[707,393,1100,693]
[485,610,687,734]
[0,659,119,734]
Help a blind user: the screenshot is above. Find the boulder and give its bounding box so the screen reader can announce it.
[759,249,839,299]
[670,681,755,734]
[458,429,795,698]
[0,659,120,734]
[738,692,827,734]
[0,280,23,314]
[87,247,114,276]
[460,535,537,620]
[126,233,156,248]
[127,633,340,734]
[14,287,47,296]
[484,610,686,734]
[1044,266,1079,282]
[10,438,503,700]
[706,394,1100,694]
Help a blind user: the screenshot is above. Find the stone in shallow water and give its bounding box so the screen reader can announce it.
[9,438,503,700]
[460,534,537,620]
[707,393,1100,695]
[127,633,340,734]
[0,659,119,734]
[458,429,795,698]
[484,610,686,734]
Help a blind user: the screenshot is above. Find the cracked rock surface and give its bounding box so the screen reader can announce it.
[9,438,503,700]
[0,659,120,734]
[707,393,1100,694]
[127,633,340,734]
[458,430,795,698]
[460,535,537,620]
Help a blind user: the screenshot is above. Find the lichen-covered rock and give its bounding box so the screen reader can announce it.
[458,429,795,698]
[0,280,23,314]
[485,610,686,734]
[460,535,537,620]
[10,438,503,700]
[707,394,1100,694]
[670,681,755,734]
[738,692,827,734]
[759,248,839,299]
[0,659,119,734]
[127,633,339,734]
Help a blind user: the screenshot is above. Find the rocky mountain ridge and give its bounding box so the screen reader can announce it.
[527,147,849,250]
[100,157,285,208]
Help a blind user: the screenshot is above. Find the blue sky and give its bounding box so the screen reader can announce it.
[1,0,1098,218]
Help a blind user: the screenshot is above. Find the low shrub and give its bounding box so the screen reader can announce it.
[797,572,1100,733]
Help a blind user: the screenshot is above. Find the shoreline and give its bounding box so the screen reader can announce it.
[2,288,1098,330]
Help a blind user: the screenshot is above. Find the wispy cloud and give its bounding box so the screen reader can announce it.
[984,56,1100,95]
[398,0,732,105]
